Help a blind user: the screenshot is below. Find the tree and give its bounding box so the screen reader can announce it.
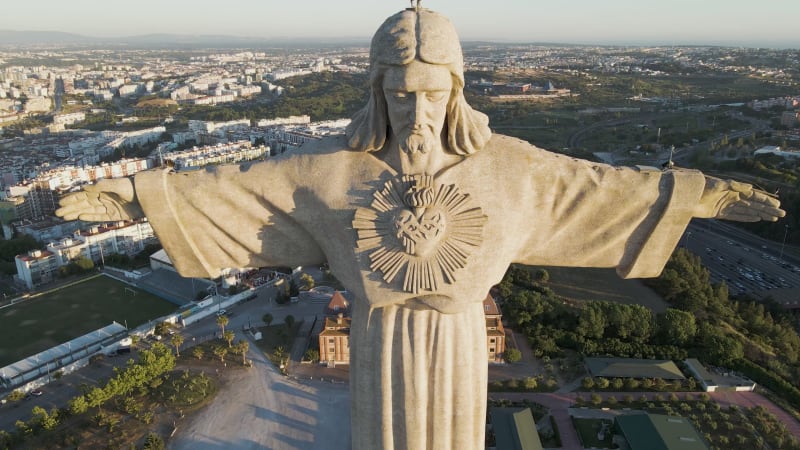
[289,279,300,297]
[213,345,228,363]
[154,321,170,336]
[189,347,202,360]
[263,313,273,327]
[7,390,24,402]
[299,273,315,291]
[31,405,60,431]
[143,432,165,450]
[657,308,696,345]
[223,330,235,348]
[284,314,295,330]
[69,395,89,415]
[698,324,743,366]
[304,349,320,362]
[216,314,229,334]
[236,340,250,365]
[582,377,595,390]
[504,348,522,363]
[170,334,184,357]
[534,268,549,283]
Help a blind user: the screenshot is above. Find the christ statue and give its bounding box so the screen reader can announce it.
[57,8,784,450]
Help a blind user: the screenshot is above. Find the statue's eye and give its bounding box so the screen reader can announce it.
[426,92,447,102]
[391,91,409,100]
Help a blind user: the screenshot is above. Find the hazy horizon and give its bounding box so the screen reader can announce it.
[1,0,799,49]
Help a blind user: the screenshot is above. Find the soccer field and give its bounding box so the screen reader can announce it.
[0,275,177,367]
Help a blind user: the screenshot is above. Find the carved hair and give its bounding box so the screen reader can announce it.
[346,9,491,155]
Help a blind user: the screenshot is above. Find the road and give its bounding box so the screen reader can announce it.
[680,220,800,304]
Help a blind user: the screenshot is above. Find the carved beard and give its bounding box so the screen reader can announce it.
[399,128,438,155]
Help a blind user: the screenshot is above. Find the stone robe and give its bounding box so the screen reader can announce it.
[134,133,706,450]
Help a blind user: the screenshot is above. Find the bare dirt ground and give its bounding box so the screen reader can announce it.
[168,337,351,450]
[543,266,669,312]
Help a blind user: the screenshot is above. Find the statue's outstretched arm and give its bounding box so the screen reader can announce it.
[56,177,144,222]
[695,177,785,222]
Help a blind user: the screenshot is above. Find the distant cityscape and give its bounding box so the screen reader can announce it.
[1,43,799,292]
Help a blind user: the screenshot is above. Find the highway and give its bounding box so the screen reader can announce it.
[681,220,800,307]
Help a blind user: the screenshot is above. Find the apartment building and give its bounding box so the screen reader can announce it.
[14,219,155,289]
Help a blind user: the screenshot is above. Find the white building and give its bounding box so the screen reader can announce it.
[15,219,156,289]
[755,146,800,159]
[14,249,59,289]
[118,84,139,97]
[53,112,86,126]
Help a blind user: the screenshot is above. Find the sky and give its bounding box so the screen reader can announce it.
[2,0,799,48]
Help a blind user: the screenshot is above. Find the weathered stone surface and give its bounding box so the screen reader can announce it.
[57,7,784,450]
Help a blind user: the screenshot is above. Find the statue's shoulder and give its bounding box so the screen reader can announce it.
[284,135,365,161]
[481,133,567,164]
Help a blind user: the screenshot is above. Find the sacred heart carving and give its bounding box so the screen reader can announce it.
[394,208,447,258]
[353,174,487,294]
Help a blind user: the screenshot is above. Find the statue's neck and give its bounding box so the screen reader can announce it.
[377,138,464,177]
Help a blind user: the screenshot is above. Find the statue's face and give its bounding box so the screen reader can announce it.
[383,61,452,158]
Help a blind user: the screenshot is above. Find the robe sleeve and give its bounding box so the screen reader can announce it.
[134,154,326,279]
[513,147,706,279]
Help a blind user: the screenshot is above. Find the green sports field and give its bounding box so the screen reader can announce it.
[0,275,177,366]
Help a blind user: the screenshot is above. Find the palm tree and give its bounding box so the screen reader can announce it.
[216,314,229,334]
[213,345,228,363]
[223,330,235,348]
[192,346,204,360]
[170,334,184,357]
[237,340,250,365]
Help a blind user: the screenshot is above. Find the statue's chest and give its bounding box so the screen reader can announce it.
[350,173,488,295]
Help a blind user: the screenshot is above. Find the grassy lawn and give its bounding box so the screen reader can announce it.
[573,417,614,448]
[0,274,176,366]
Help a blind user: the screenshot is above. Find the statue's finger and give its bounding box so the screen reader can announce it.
[749,192,782,208]
[726,204,783,221]
[80,213,113,222]
[58,193,87,205]
[723,212,761,222]
[55,207,79,220]
[728,180,752,193]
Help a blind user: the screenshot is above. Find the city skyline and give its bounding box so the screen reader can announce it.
[1,0,799,48]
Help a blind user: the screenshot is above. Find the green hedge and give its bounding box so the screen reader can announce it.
[732,359,800,411]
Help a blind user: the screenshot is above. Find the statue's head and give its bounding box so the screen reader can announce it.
[346,8,491,156]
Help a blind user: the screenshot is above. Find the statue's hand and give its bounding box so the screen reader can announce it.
[56,178,144,222]
[696,176,785,222]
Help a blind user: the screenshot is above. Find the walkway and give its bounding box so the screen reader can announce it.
[491,388,800,449]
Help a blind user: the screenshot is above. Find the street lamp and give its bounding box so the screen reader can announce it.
[780,224,790,262]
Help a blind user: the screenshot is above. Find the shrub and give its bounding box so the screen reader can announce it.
[143,432,165,450]
[304,349,320,363]
[504,348,522,363]
[523,377,538,390]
